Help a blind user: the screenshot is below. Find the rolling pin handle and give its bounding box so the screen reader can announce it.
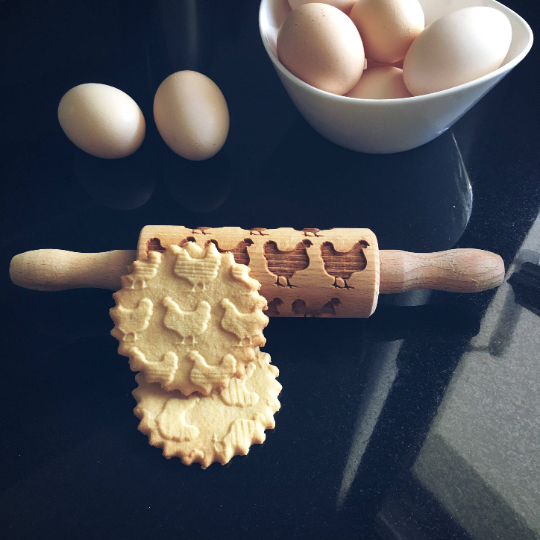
[379,249,505,294]
[9,249,137,292]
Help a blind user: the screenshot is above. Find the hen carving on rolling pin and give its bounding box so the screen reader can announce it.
[206,239,253,266]
[263,240,312,288]
[320,241,369,289]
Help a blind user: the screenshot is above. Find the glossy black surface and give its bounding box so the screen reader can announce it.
[1,1,540,538]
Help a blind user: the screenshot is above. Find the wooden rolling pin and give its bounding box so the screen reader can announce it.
[9,226,504,317]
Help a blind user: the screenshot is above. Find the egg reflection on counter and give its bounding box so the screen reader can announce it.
[403,7,513,96]
[153,71,229,161]
[162,149,232,213]
[277,3,365,95]
[58,83,146,159]
[346,67,412,99]
[74,149,155,210]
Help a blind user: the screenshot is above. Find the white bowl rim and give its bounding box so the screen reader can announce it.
[259,0,534,104]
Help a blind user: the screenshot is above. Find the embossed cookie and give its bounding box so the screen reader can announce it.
[132,349,281,468]
[110,242,269,395]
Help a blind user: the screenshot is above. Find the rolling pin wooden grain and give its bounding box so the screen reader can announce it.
[10,226,504,318]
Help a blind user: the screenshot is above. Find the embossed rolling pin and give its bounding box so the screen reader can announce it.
[9,226,504,318]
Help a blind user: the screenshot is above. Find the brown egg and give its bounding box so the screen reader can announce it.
[277,3,365,95]
[153,71,229,161]
[346,67,412,99]
[403,7,513,96]
[58,83,145,159]
[350,0,424,64]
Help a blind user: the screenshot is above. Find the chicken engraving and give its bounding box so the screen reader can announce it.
[219,363,259,407]
[213,415,266,463]
[303,228,323,237]
[188,351,237,394]
[292,297,341,317]
[129,348,178,388]
[207,238,253,266]
[265,298,283,316]
[192,227,211,235]
[320,240,369,289]
[162,297,211,345]
[156,397,200,442]
[316,298,341,316]
[146,238,166,253]
[263,240,312,288]
[171,243,221,291]
[291,299,307,317]
[220,298,268,346]
[110,298,153,341]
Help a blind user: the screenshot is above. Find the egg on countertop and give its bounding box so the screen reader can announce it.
[349,0,424,64]
[403,7,513,96]
[58,83,146,159]
[277,3,365,95]
[288,0,356,14]
[153,71,229,161]
[346,67,412,99]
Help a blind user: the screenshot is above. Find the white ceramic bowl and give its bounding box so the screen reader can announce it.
[259,0,533,153]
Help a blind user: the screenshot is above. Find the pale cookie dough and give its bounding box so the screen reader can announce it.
[132,349,282,468]
[110,242,269,396]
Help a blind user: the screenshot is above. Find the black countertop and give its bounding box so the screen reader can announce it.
[1,1,539,539]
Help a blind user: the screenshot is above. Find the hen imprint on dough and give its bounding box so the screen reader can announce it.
[111,298,153,341]
[171,243,221,291]
[162,296,211,345]
[220,298,268,346]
